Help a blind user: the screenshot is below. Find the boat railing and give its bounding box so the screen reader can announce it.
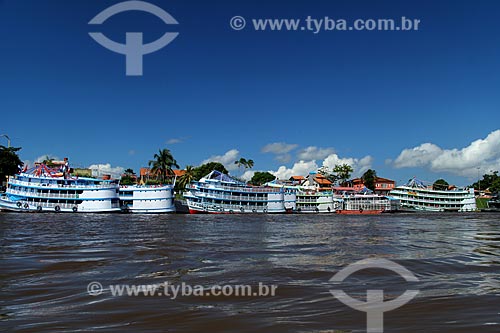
[195,192,272,202]
[9,178,118,189]
[392,188,471,197]
[396,196,471,204]
[187,183,282,193]
[8,189,82,199]
[190,201,270,211]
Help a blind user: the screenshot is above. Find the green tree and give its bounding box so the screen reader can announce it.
[250,171,275,185]
[148,148,179,184]
[235,157,254,173]
[0,146,23,187]
[472,171,499,192]
[362,169,377,191]
[245,159,254,169]
[41,155,57,167]
[333,164,353,185]
[318,166,337,184]
[433,178,449,190]
[194,162,228,180]
[491,177,500,193]
[234,158,246,171]
[121,168,136,185]
[176,165,196,192]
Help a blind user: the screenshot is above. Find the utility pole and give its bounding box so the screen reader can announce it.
[477,166,481,193]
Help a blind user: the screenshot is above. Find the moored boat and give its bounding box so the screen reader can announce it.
[184,170,294,214]
[0,162,120,213]
[295,189,337,213]
[119,185,175,213]
[389,178,476,212]
[334,186,399,215]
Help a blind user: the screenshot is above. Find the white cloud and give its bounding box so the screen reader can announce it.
[128,150,136,156]
[262,142,298,163]
[271,160,319,180]
[393,143,442,168]
[393,129,500,177]
[167,138,182,144]
[261,142,298,154]
[88,163,125,178]
[297,146,335,160]
[271,152,373,181]
[322,154,373,177]
[241,170,256,181]
[202,149,240,171]
[276,154,292,163]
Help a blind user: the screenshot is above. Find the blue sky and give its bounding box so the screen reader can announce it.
[1,0,500,186]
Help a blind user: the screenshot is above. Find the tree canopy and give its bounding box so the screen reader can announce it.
[318,164,353,185]
[121,168,136,185]
[361,169,377,191]
[432,178,449,190]
[193,162,228,180]
[176,165,196,191]
[333,164,353,185]
[148,148,179,184]
[234,158,254,173]
[472,171,500,193]
[0,146,23,187]
[250,171,275,186]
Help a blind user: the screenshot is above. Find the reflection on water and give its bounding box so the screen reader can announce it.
[0,212,499,332]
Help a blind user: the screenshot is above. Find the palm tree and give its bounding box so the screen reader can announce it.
[148,148,179,184]
[245,159,254,169]
[234,158,247,171]
[42,155,56,167]
[176,165,195,192]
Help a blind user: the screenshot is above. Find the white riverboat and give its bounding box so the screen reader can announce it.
[184,170,295,214]
[295,189,337,213]
[119,185,175,213]
[389,178,476,212]
[333,187,399,214]
[0,163,120,213]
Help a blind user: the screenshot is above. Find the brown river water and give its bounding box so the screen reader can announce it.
[1,212,499,332]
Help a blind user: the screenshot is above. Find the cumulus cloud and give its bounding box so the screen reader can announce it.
[241,170,256,181]
[88,163,125,178]
[202,149,240,171]
[298,146,336,161]
[270,151,374,180]
[393,143,442,168]
[322,154,373,177]
[271,160,318,180]
[261,142,298,154]
[262,142,298,163]
[393,129,500,177]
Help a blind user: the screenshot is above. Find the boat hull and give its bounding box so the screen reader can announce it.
[336,209,384,215]
[0,198,120,213]
[119,185,175,214]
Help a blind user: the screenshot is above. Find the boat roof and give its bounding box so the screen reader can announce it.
[201,170,244,185]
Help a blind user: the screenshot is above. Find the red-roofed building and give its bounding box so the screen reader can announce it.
[344,176,395,195]
[289,175,305,185]
[139,167,182,184]
[303,173,333,191]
